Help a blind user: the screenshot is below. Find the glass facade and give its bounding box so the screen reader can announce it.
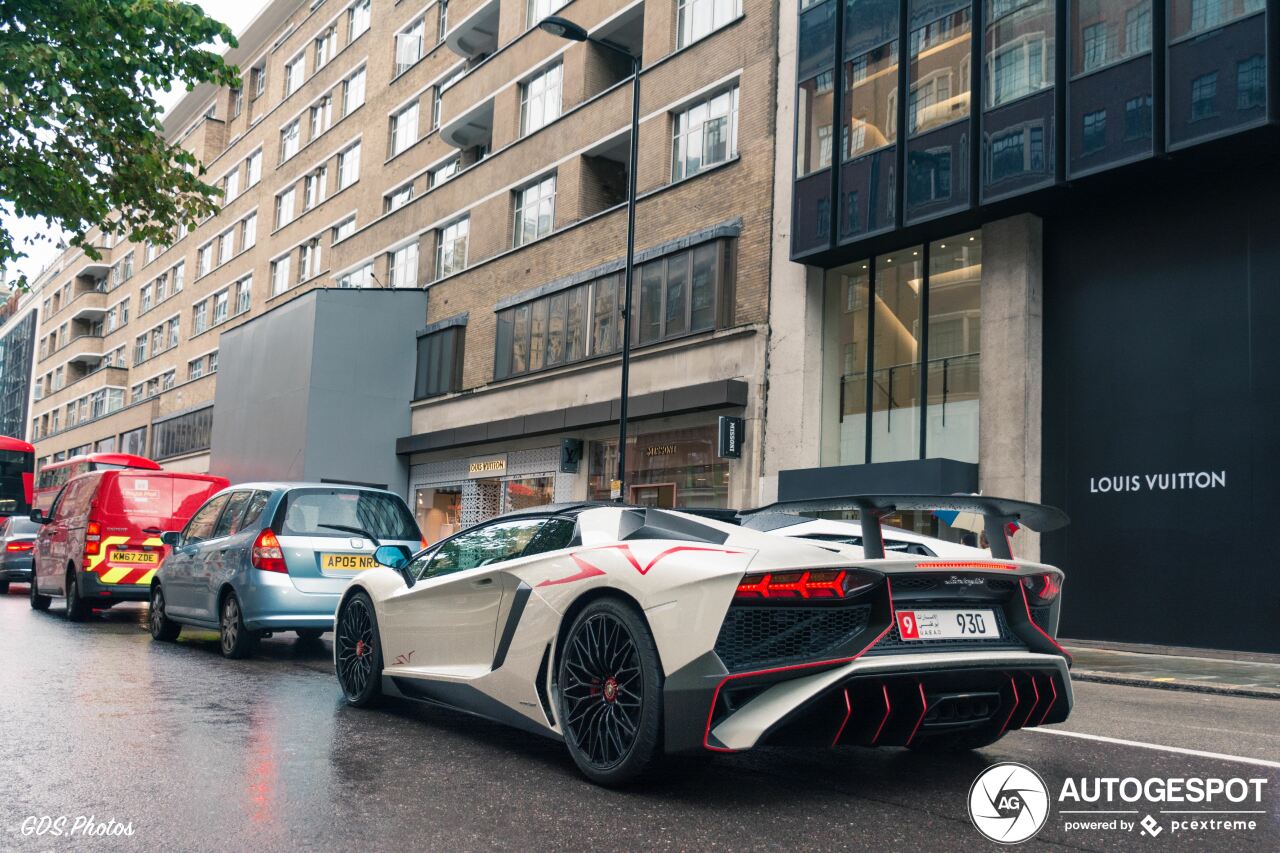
[1167,0,1267,148]
[840,0,899,240]
[905,1,972,222]
[982,0,1055,199]
[1069,0,1154,175]
[587,425,729,508]
[824,230,981,465]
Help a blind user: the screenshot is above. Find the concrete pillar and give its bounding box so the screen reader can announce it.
[979,214,1043,560]
[760,0,825,504]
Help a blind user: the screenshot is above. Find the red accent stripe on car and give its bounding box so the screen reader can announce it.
[1020,584,1073,663]
[535,554,607,588]
[870,684,892,745]
[905,682,928,745]
[1037,676,1059,727]
[831,688,853,747]
[997,676,1020,737]
[1021,676,1041,729]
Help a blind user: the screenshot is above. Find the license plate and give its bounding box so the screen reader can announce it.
[896,609,998,641]
[110,551,159,565]
[320,553,378,572]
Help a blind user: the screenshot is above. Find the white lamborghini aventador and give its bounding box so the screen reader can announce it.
[333,494,1072,786]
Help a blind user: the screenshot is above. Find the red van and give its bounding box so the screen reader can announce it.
[29,469,229,620]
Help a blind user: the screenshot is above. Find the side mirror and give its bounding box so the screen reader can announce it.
[161,531,182,547]
[374,544,415,588]
[29,508,48,525]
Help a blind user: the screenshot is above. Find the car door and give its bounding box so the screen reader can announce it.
[379,517,553,673]
[192,489,255,618]
[164,493,229,619]
[33,485,67,594]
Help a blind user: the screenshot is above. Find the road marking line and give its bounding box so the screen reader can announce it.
[1026,727,1280,769]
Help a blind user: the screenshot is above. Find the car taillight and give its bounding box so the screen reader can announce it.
[1022,573,1062,604]
[735,569,879,600]
[84,521,102,557]
[5,541,34,552]
[251,528,287,573]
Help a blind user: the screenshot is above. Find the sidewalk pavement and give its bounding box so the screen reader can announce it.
[1064,640,1280,699]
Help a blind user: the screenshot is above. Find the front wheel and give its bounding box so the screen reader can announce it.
[557,598,664,787]
[29,575,50,611]
[335,592,382,707]
[149,585,182,642]
[65,570,89,622]
[219,592,257,659]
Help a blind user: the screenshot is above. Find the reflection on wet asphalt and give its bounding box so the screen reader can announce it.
[0,589,1276,851]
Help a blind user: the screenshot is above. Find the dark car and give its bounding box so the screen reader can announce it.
[0,515,39,593]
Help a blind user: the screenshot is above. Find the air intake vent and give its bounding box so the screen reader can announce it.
[714,604,871,672]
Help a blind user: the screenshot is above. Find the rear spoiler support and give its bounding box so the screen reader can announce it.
[740,494,1070,560]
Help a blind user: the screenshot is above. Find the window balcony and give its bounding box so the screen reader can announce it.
[67,289,109,322]
[444,0,499,61]
[440,95,494,150]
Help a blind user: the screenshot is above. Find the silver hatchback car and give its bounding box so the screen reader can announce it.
[148,483,422,658]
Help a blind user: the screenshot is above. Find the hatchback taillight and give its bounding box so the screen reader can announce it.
[6,541,34,552]
[252,529,287,573]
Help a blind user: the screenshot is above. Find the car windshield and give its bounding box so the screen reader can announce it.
[279,489,419,541]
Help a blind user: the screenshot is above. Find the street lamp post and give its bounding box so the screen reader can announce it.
[539,16,640,502]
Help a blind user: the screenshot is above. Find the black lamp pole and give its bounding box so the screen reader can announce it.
[539,16,640,502]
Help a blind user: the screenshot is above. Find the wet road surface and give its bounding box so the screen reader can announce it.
[0,588,1276,851]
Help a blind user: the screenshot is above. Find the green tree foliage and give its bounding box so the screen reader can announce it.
[0,1,238,285]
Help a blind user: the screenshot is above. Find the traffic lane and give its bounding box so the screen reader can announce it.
[0,594,1274,852]
[1048,680,1280,763]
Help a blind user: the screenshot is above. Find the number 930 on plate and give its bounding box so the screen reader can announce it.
[896,609,998,640]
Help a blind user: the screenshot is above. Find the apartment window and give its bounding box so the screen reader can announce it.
[281,120,301,162]
[1082,109,1106,153]
[332,216,356,243]
[342,66,366,115]
[387,242,419,289]
[231,87,243,117]
[433,65,464,130]
[140,284,153,314]
[390,101,420,156]
[309,95,333,140]
[303,166,328,210]
[315,27,337,68]
[129,385,143,404]
[438,0,449,41]
[251,63,266,100]
[299,238,323,282]
[235,276,253,314]
[161,371,176,392]
[672,85,739,180]
[188,357,205,380]
[276,187,296,228]
[385,183,414,212]
[494,239,730,379]
[1125,95,1153,139]
[218,228,234,265]
[223,167,240,201]
[395,19,425,76]
[193,300,209,334]
[1237,55,1266,110]
[514,174,556,246]
[133,334,148,365]
[154,273,167,302]
[146,378,159,398]
[123,252,134,280]
[337,141,361,188]
[271,256,292,296]
[284,54,305,97]
[1191,72,1218,121]
[414,326,464,399]
[172,261,185,293]
[241,212,258,250]
[120,297,130,325]
[213,290,229,325]
[526,0,567,29]
[435,217,469,280]
[144,241,158,265]
[347,0,371,42]
[247,149,263,186]
[209,351,218,373]
[197,242,213,276]
[1081,22,1107,73]
[337,262,373,288]
[1126,5,1152,55]
[520,63,562,136]
[429,156,460,187]
[151,406,214,460]
[677,0,741,48]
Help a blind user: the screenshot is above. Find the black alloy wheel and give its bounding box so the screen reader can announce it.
[557,598,663,786]
[335,592,382,707]
[29,574,50,611]
[220,592,257,659]
[65,569,89,622]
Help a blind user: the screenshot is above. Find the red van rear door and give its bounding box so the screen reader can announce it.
[92,474,227,585]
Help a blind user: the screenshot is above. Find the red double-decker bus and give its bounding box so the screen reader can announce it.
[0,436,36,517]
[33,452,162,512]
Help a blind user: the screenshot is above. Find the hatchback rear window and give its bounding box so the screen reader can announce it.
[277,489,419,541]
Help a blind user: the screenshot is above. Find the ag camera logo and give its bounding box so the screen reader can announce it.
[968,762,1050,844]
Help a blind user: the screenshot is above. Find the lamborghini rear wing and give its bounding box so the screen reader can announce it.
[740,494,1069,560]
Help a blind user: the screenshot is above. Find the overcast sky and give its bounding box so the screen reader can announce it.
[2,0,271,286]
